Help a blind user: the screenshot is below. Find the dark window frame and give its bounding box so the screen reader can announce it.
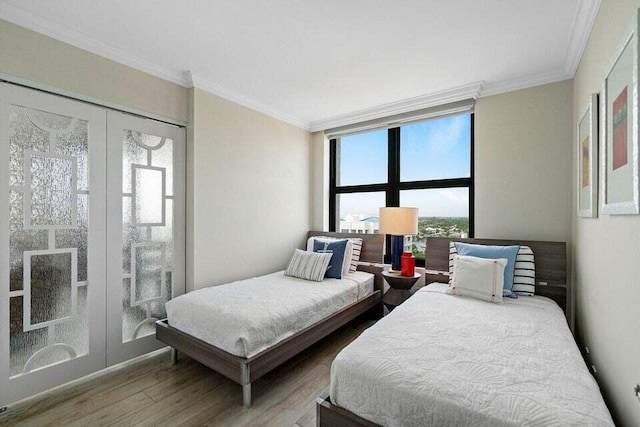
[329,113,475,267]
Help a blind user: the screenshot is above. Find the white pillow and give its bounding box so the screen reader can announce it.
[285,249,332,282]
[307,237,353,277]
[449,255,507,304]
[449,242,536,297]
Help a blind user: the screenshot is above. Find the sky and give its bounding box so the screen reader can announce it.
[338,114,470,218]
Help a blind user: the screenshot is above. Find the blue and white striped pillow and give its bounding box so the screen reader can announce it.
[448,242,536,297]
[285,249,332,282]
[512,246,536,296]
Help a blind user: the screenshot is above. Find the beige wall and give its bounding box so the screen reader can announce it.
[474,80,574,242]
[312,81,574,243]
[0,19,189,123]
[0,17,313,292]
[311,131,329,231]
[573,1,640,425]
[188,88,312,290]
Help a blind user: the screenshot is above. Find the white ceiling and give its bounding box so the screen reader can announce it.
[0,0,600,130]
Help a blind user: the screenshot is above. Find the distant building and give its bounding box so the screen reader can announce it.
[339,214,379,234]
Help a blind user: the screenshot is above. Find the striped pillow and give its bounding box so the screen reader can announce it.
[512,246,536,295]
[285,249,332,282]
[347,238,363,273]
[448,242,536,297]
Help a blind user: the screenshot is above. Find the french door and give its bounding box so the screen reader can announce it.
[0,84,185,406]
[106,111,185,366]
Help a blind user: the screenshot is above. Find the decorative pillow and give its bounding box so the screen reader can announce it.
[449,255,507,304]
[346,238,363,273]
[513,246,536,295]
[285,249,332,282]
[449,242,520,298]
[307,237,363,275]
[313,239,348,279]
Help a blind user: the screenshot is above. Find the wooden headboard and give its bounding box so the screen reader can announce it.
[307,231,385,293]
[424,237,571,326]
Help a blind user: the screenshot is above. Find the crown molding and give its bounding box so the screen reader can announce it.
[0,0,593,133]
[564,0,601,77]
[0,2,310,130]
[480,68,571,98]
[0,1,190,86]
[187,72,309,130]
[309,82,484,133]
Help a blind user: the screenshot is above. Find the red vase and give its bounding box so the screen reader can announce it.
[401,251,415,276]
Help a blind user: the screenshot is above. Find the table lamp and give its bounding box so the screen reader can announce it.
[379,207,418,273]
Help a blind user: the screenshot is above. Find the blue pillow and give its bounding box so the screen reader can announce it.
[454,242,520,296]
[313,239,348,279]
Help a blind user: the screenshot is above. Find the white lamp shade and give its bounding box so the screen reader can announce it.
[379,207,418,235]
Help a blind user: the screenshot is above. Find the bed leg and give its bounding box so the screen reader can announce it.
[243,383,252,407]
[170,347,178,365]
[241,362,251,407]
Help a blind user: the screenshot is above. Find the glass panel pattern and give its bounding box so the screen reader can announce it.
[133,167,165,225]
[121,131,173,343]
[7,106,89,378]
[28,154,76,228]
[29,252,73,325]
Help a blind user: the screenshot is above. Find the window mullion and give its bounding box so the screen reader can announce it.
[329,138,337,231]
[387,127,400,207]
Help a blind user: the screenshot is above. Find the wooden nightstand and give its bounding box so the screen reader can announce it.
[382,270,421,312]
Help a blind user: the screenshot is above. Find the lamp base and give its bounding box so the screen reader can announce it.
[390,235,404,271]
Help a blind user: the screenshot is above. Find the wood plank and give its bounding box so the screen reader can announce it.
[0,355,168,424]
[65,391,154,427]
[293,402,316,427]
[1,309,372,427]
[144,360,210,402]
[206,355,332,426]
[112,373,225,427]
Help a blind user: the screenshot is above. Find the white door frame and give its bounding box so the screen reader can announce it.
[105,110,185,366]
[0,83,107,406]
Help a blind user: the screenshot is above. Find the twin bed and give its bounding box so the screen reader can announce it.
[157,232,613,425]
[317,237,613,426]
[156,231,384,407]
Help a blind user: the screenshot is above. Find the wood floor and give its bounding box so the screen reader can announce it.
[0,319,371,427]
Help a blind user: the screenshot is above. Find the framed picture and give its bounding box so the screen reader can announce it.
[601,10,640,215]
[577,94,598,217]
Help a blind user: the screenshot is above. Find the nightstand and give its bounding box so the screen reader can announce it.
[382,270,421,312]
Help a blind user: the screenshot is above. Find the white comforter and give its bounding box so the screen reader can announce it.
[331,283,613,426]
[166,270,373,358]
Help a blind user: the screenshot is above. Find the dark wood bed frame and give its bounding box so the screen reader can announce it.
[156,231,384,407]
[316,236,568,427]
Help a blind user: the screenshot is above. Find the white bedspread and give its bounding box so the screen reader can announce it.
[330,283,613,427]
[166,270,373,358]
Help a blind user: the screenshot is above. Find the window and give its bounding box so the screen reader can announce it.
[330,113,474,264]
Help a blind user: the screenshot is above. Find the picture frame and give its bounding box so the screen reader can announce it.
[577,94,599,217]
[601,10,640,215]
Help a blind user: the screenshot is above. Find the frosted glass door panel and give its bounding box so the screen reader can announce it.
[0,84,106,407]
[106,112,185,366]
